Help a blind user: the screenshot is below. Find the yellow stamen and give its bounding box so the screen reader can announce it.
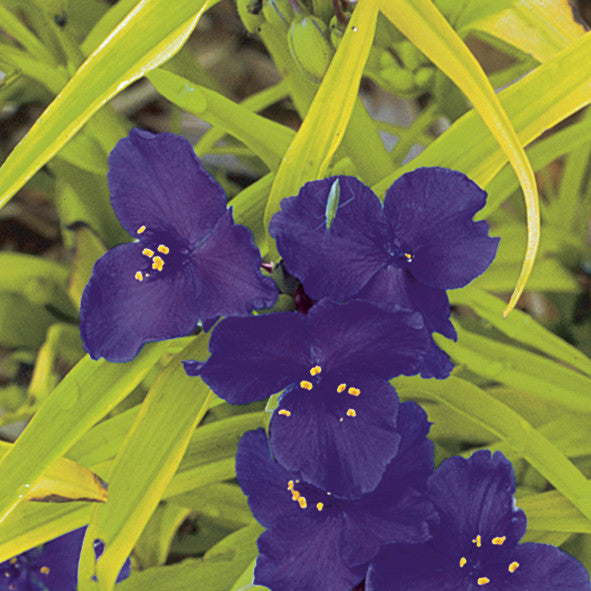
[473,535,482,547]
[137,225,146,234]
[459,557,467,568]
[309,365,322,376]
[291,490,300,501]
[10,558,16,565]
[316,502,324,511]
[492,536,506,546]
[157,244,170,254]
[339,418,344,422]
[278,409,291,417]
[298,496,307,509]
[288,480,294,490]
[404,252,412,261]
[348,387,360,396]
[142,248,154,257]
[508,562,519,573]
[152,256,164,271]
[337,383,347,393]
[135,271,143,282]
[40,566,50,575]
[477,577,490,586]
[346,408,356,417]
[300,380,313,390]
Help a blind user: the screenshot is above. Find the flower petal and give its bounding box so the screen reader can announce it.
[307,299,428,379]
[235,429,300,528]
[198,312,310,404]
[190,209,278,320]
[270,176,387,300]
[270,376,400,497]
[108,129,227,243]
[500,543,591,590]
[255,517,362,591]
[427,451,526,548]
[80,243,199,362]
[384,167,499,289]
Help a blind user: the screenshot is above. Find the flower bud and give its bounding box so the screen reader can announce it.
[288,15,334,81]
[263,0,294,30]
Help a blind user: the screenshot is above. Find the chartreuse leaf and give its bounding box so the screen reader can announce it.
[0,342,169,524]
[134,503,194,569]
[393,376,591,522]
[0,502,92,562]
[0,441,106,504]
[379,0,539,317]
[471,0,587,62]
[439,325,591,412]
[450,288,591,377]
[0,0,220,210]
[147,68,294,170]
[263,0,380,258]
[0,293,56,349]
[78,336,214,591]
[520,489,591,534]
[373,33,591,196]
[116,524,263,591]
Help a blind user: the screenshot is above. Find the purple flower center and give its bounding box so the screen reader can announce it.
[285,478,335,514]
[132,224,190,282]
[1,550,51,590]
[457,533,520,587]
[385,239,414,266]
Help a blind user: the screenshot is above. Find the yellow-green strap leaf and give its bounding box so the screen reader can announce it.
[381,0,540,316]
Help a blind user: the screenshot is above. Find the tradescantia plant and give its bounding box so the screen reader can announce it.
[0,0,591,590]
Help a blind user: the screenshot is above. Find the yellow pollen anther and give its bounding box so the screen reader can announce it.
[137,225,146,234]
[298,496,307,509]
[300,380,313,390]
[492,536,506,546]
[4,572,9,577]
[459,557,467,568]
[310,366,322,376]
[339,418,344,422]
[10,558,16,565]
[473,535,482,547]
[404,252,412,261]
[348,387,360,396]
[337,383,347,393]
[346,408,356,417]
[40,566,50,575]
[135,271,143,282]
[152,256,164,271]
[279,409,291,417]
[508,562,519,573]
[316,502,324,511]
[477,577,490,586]
[142,248,154,257]
[291,491,300,501]
[157,244,170,254]
[288,480,294,489]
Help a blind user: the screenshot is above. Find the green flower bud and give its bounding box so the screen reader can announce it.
[288,15,334,82]
[414,66,435,90]
[236,0,265,33]
[312,0,333,24]
[397,40,429,72]
[263,0,295,29]
[377,66,416,96]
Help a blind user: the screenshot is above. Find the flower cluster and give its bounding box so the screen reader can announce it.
[78,131,589,589]
[0,527,130,591]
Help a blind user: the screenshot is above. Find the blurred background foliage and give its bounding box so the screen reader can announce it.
[1,0,591,589]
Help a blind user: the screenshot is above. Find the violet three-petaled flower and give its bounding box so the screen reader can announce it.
[80,129,278,362]
[185,298,428,497]
[269,168,500,379]
[236,401,437,591]
[366,450,591,590]
[0,527,131,591]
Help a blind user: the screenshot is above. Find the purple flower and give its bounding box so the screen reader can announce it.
[236,401,436,591]
[185,298,428,497]
[0,527,131,590]
[80,129,278,362]
[366,451,591,590]
[269,168,499,379]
